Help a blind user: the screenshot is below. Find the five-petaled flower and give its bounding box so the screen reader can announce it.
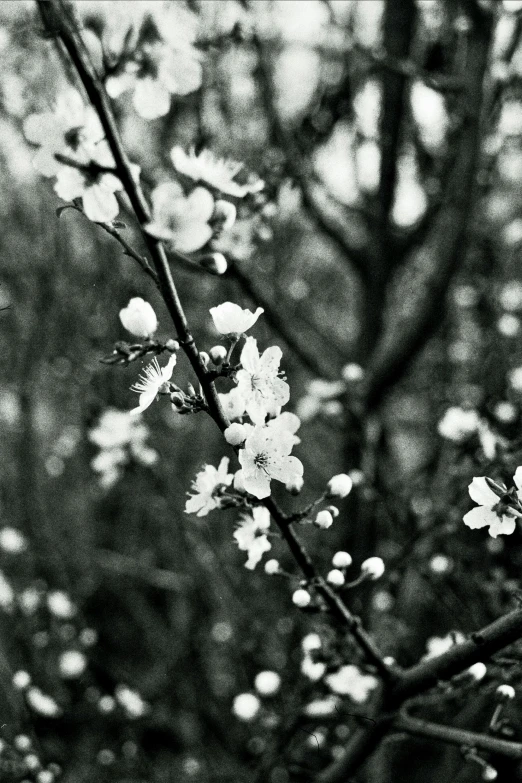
[463,474,522,538]
[325,665,379,703]
[119,297,158,338]
[236,337,290,425]
[130,355,177,415]
[171,146,264,198]
[185,457,233,517]
[145,182,215,253]
[233,506,271,569]
[210,302,264,336]
[236,425,303,499]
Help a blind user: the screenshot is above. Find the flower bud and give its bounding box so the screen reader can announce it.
[199,252,228,275]
[468,662,487,681]
[314,510,334,529]
[224,423,248,446]
[361,557,385,580]
[302,633,321,652]
[327,474,353,499]
[292,588,311,608]
[482,767,498,781]
[496,684,516,701]
[254,670,281,696]
[326,569,345,587]
[210,345,227,365]
[332,551,352,569]
[264,559,280,575]
[213,199,237,231]
[165,339,180,352]
[286,475,304,494]
[199,352,210,368]
[232,692,260,721]
[341,363,364,382]
[13,670,31,689]
[327,505,339,518]
[119,298,158,338]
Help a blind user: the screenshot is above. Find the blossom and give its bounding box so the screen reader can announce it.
[25,687,61,718]
[314,510,334,529]
[496,684,516,700]
[119,297,158,338]
[185,457,233,517]
[236,425,303,499]
[326,569,345,586]
[437,407,480,442]
[210,302,264,335]
[224,422,249,446]
[236,337,290,424]
[0,527,27,554]
[361,557,385,580]
[47,590,76,619]
[233,506,271,569]
[232,692,260,721]
[327,474,353,498]
[145,182,214,253]
[293,589,312,609]
[266,412,301,446]
[423,632,466,660]
[59,650,87,679]
[325,665,379,703]
[254,671,281,696]
[115,685,148,718]
[219,388,246,420]
[106,41,202,120]
[23,88,104,177]
[54,157,124,223]
[171,146,264,198]
[332,551,352,568]
[463,476,520,538]
[130,354,177,415]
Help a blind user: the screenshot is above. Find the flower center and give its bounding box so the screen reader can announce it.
[254,452,270,475]
[64,126,83,151]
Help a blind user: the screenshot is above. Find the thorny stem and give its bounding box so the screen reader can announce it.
[38,0,392,682]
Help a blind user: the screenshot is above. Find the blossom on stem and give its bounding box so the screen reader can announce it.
[119,297,158,338]
[325,665,378,703]
[236,337,290,425]
[185,457,233,517]
[130,354,177,415]
[171,146,264,197]
[463,475,521,538]
[210,302,264,335]
[236,426,303,499]
[145,182,214,253]
[233,506,271,569]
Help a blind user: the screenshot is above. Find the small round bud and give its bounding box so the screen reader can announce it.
[24,754,40,771]
[482,767,498,782]
[224,423,248,446]
[327,505,339,518]
[468,662,487,681]
[361,557,385,580]
[327,474,353,499]
[37,772,55,783]
[209,345,227,365]
[14,735,31,752]
[332,551,352,569]
[341,363,364,382]
[199,252,228,276]
[119,297,158,339]
[254,670,281,696]
[165,339,179,353]
[264,559,280,575]
[286,475,304,494]
[232,692,260,721]
[292,588,311,608]
[314,510,334,529]
[326,569,345,587]
[496,684,516,701]
[302,633,322,652]
[13,670,31,690]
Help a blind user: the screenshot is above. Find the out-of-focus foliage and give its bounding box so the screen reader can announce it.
[3,1,522,782]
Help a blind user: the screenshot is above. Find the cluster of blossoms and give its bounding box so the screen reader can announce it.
[88,407,158,488]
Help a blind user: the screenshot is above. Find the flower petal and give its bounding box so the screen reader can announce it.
[133,77,171,120]
[488,514,517,538]
[468,477,499,507]
[463,506,496,530]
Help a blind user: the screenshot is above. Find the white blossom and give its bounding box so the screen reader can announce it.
[13,671,31,690]
[0,527,27,554]
[314,510,334,529]
[326,569,345,586]
[130,354,177,415]
[332,551,352,568]
[361,557,385,580]
[233,506,271,570]
[254,670,281,696]
[232,692,260,721]
[145,182,214,253]
[224,423,249,446]
[219,388,247,420]
[509,366,522,392]
[25,687,61,718]
[54,157,125,223]
[325,665,379,702]
[119,298,158,338]
[423,632,466,660]
[292,588,311,608]
[236,337,290,425]
[185,457,233,517]
[115,685,148,718]
[47,590,76,619]
[304,696,339,717]
[236,425,303,499]
[171,146,264,198]
[59,650,87,679]
[210,302,264,335]
[264,559,280,575]
[496,684,516,700]
[327,474,353,498]
[438,407,480,442]
[463,475,520,538]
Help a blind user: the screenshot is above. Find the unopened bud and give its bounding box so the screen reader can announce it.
[341,363,364,383]
[496,684,516,701]
[119,297,158,338]
[265,559,280,575]
[327,474,353,499]
[327,505,339,518]
[468,662,487,681]
[326,569,345,587]
[482,767,498,782]
[286,475,304,494]
[314,510,334,529]
[224,423,248,446]
[210,345,227,365]
[361,557,385,580]
[292,589,311,608]
[165,339,180,352]
[332,551,352,569]
[199,352,210,367]
[199,252,228,276]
